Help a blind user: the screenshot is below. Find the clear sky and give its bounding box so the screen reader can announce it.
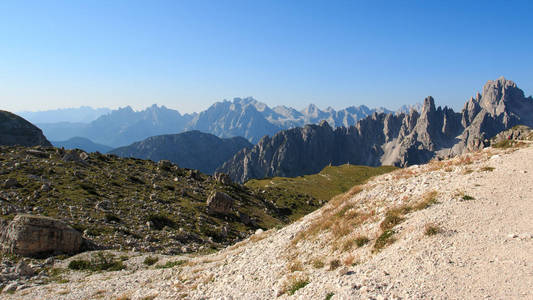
[1,0,532,113]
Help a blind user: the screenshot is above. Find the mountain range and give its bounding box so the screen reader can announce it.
[34,100,397,148]
[218,77,533,182]
[18,106,111,124]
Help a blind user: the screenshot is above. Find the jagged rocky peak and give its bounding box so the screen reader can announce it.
[480,76,526,115]
[421,96,436,114]
[218,77,533,183]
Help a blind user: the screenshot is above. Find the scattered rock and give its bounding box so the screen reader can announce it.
[62,150,88,164]
[15,260,34,277]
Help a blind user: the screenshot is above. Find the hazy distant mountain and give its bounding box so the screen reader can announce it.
[38,122,88,142]
[36,100,404,147]
[82,104,196,147]
[219,77,533,183]
[51,137,112,153]
[0,110,52,147]
[39,105,196,148]
[18,106,111,124]
[109,131,252,174]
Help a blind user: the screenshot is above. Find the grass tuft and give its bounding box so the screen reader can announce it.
[424,223,442,236]
[143,256,159,266]
[354,236,370,247]
[155,260,186,269]
[373,229,396,252]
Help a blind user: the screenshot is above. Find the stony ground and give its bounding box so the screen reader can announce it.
[5,144,533,299]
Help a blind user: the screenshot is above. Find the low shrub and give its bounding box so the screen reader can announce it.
[155,260,186,269]
[68,252,125,272]
[328,259,341,270]
[424,223,442,236]
[355,236,370,247]
[143,256,159,266]
[373,229,396,252]
[288,278,309,295]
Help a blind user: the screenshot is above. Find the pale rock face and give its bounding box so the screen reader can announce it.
[0,215,83,257]
[219,78,533,183]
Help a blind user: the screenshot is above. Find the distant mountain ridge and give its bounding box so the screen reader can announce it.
[19,106,111,124]
[109,131,252,174]
[36,100,400,147]
[218,77,533,182]
[51,137,113,153]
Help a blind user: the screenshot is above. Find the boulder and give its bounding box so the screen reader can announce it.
[0,214,83,257]
[61,149,89,164]
[206,191,234,215]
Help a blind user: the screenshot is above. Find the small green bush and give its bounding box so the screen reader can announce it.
[373,229,396,252]
[355,236,370,247]
[147,214,176,230]
[424,223,442,236]
[462,194,475,201]
[155,260,186,269]
[143,256,159,266]
[325,292,335,300]
[328,259,341,270]
[105,214,121,223]
[67,252,125,272]
[288,279,309,295]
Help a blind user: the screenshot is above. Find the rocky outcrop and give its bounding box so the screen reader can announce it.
[0,111,51,147]
[219,77,533,182]
[0,215,83,257]
[490,125,533,144]
[213,172,233,185]
[206,191,234,215]
[109,131,253,174]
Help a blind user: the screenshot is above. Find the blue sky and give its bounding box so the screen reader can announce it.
[1,0,532,113]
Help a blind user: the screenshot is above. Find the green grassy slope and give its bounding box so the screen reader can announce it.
[245,164,397,221]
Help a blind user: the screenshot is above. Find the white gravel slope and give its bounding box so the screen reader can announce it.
[7,146,533,300]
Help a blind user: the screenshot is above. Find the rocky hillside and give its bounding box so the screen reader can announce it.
[0,111,52,147]
[219,77,533,182]
[0,146,322,256]
[109,131,253,175]
[7,133,532,299]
